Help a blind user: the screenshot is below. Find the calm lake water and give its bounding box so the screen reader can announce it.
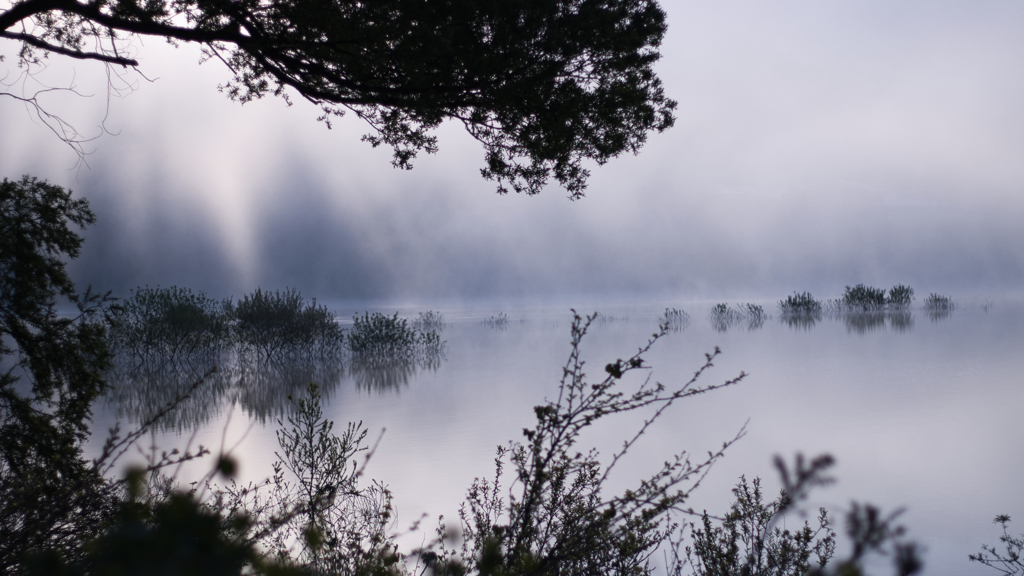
[89,298,1024,575]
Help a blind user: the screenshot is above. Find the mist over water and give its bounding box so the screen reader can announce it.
[92,301,1024,576]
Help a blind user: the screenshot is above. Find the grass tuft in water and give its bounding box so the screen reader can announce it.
[922,293,954,311]
[483,312,509,329]
[660,307,690,332]
[709,303,766,332]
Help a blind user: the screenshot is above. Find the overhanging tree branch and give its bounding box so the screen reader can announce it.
[0,31,137,65]
[1,0,678,197]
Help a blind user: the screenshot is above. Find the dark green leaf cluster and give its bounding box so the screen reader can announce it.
[232,288,345,360]
[0,176,119,571]
[2,0,677,197]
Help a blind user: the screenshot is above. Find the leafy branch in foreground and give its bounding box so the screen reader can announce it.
[972,515,1024,576]
[686,454,922,576]
[422,311,747,576]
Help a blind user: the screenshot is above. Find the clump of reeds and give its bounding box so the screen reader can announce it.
[483,312,509,329]
[232,288,344,360]
[708,303,766,332]
[922,293,955,322]
[347,312,445,361]
[108,285,231,364]
[413,310,446,331]
[778,292,822,316]
[660,307,690,332]
[922,293,954,311]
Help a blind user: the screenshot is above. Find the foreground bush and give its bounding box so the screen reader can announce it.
[232,288,345,359]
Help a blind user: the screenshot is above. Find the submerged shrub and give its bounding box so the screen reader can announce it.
[887,284,915,308]
[232,288,344,359]
[778,292,822,316]
[109,286,231,363]
[838,284,915,311]
[347,312,444,360]
[841,284,888,310]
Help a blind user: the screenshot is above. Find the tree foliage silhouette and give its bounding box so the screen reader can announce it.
[1,0,677,197]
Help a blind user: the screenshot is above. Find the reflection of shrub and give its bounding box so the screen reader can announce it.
[346,312,445,360]
[103,360,231,433]
[778,292,822,316]
[232,288,344,359]
[109,286,230,362]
